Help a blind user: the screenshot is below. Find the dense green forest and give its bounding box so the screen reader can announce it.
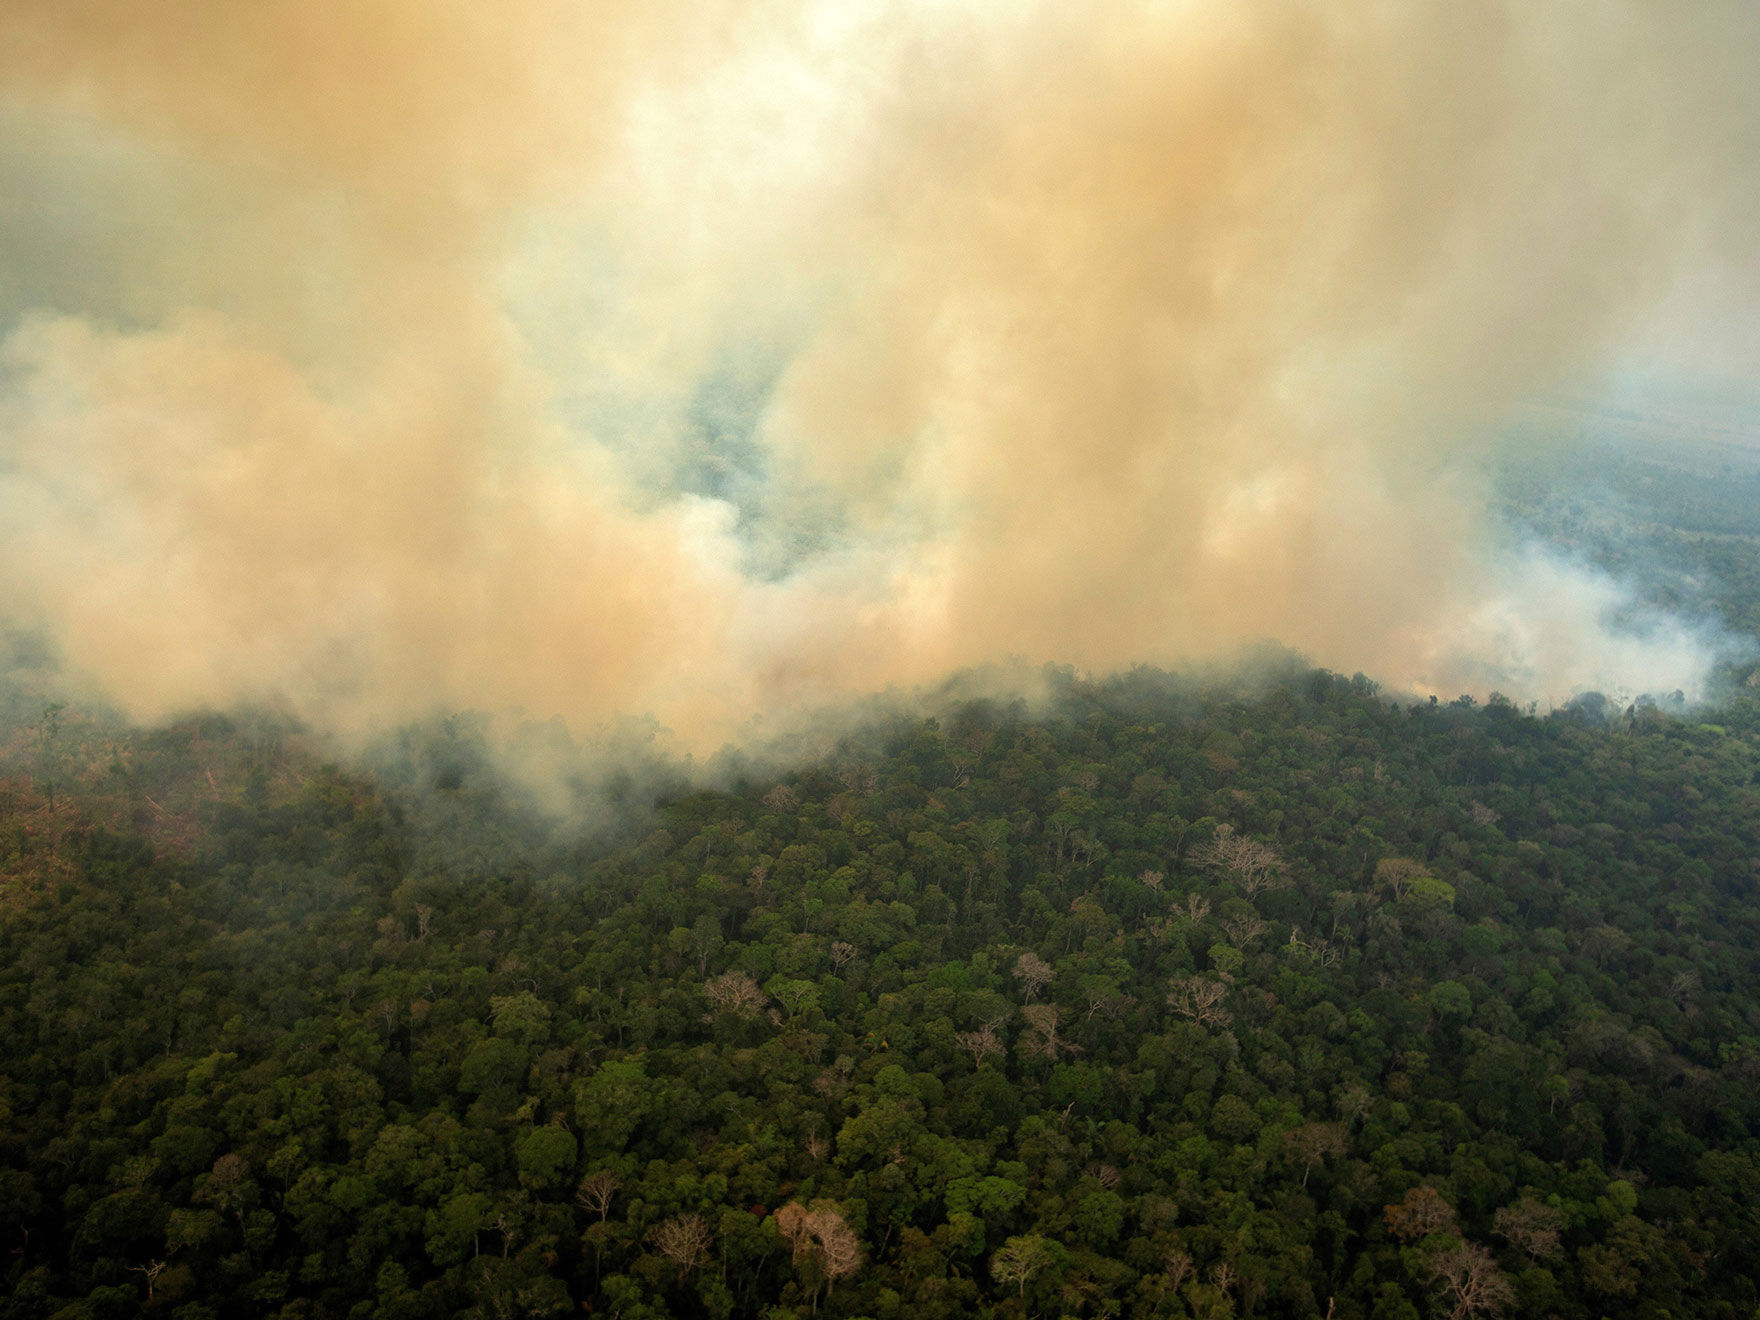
[2,659,1760,1320]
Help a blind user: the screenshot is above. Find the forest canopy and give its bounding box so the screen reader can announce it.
[1,662,1758,1319]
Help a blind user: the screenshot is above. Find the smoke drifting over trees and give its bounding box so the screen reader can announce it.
[0,1,1757,748]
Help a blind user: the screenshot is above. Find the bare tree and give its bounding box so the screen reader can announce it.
[1019,1004,1075,1060]
[1185,892,1212,924]
[1191,825,1287,895]
[651,1213,713,1280]
[830,941,858,971]
[489,1202,523,1258]
[1287,925,1340,966]
[1013,951,1054,1001]
[1084,1161,1121,1189]
[1375,857,1432,900]
[810,1207,862,1295]
[1084,988,1137,1021]
[129,1259,169,1303]
[1284,1122,1348,1187]
[575,1170,621,1222]
[1423,1241,1515,1320]
[990,1234,1055,1298]
[1167,976,1232,1028]
[1492,1197,1564,1263]
[1219,912,1270,948]
[1164,1248,1195,1289]
[702,970,768,1018]
[776,1201,863,1307]
[774,1204,811,1247]
[1139,869,1165,891]
[954,1027,1003,1068]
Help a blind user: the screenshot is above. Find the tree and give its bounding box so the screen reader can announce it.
[1375,857,1432,901]
[954,1027,1003,1068]
[1385,1186,1457,1242]
[776,1201,863,1306]
[576,1170,621,1222]
[702,970,768,1018]
[1492,1196,1563,1262]
[1423,1241,1514,1320]
[1164,1248,1195,1290]
[991,1233,1056,1297]
[1191,825,1287,894]
[129,1257,169,1303]
[1014,952,1054,1001]
[1019,1004,1074,1061]
[1168,976,1231,1028]
[514,1125,577,1191]
[651,1212,713,1280]
[1219,911,1270,947]
[1285,1122,1348,1187]
[194,1153,258,1232]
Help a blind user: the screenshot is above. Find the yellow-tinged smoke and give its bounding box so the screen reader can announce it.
[0,0,1755,751]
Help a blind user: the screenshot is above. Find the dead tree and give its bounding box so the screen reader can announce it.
[1492,1197,1564,1263]
[1374,857,1432,900]
[575,1170,621,1222]
[1191,825,1288,895]
[1019,1004,1075,1060]
[702,971,768,1018]
[1424,1241,1515,1320]
[1167,976,1232,1028]
[651,1213,713,1280]
[954,1027,1003,1068]
[776,1201,863,1307]
[129,1259,169,1303]
[1013,952,1054,1002]
[1219,912,1270,948]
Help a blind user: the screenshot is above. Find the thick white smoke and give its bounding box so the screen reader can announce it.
[0,0,1755,751]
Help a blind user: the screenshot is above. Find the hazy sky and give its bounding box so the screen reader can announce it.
[1,0,1757,749]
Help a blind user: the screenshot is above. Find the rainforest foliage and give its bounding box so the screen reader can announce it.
[1,667,1759,1320]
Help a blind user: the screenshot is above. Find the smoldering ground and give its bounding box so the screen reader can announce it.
[0,0,1756,768]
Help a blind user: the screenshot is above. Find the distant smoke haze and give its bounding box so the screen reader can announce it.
[0,0,1757,751]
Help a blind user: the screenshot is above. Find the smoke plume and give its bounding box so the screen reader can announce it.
[0,0,1756,751]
